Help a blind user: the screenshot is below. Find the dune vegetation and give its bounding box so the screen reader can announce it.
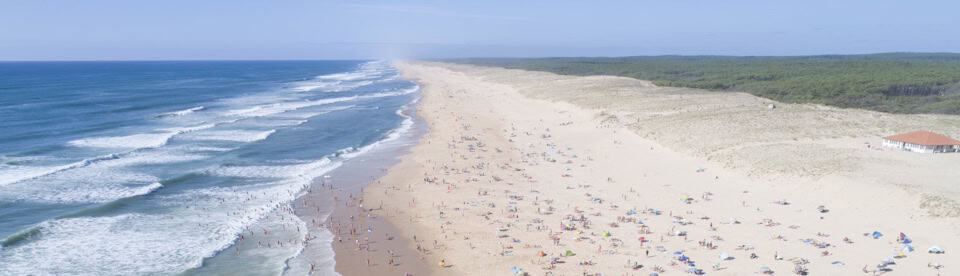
[449,53,960,114]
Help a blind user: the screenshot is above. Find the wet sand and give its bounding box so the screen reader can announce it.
[286,104,433,276]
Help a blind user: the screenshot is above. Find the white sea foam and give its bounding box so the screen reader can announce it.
[223,96,358,118]
[68,123,216,149]
[0,155,341,275]
[184,129,277,143]
[291,61,392,93]
[0,60,412,275]
[69,133,178,149]
[243,119,308,128]
[0,151,204,203]
[316,71,374,81]
[156,106,205,118]
[291,82,336,92]
[208,158,336,179]
[176,145,235,152]
[282,105,355,119]
[1,170,160,204]
[0,153,121,188]
[0,164,73,187]
[360,85,419,99]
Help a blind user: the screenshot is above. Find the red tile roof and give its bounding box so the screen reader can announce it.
[884,130,960,146]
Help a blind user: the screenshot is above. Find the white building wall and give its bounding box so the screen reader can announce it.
[882,138,958,153]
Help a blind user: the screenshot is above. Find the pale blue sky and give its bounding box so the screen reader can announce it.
[1,0,958,60]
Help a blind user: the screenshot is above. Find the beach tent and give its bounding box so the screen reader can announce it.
[719,252,731,260]
[903,244,914,253]
[564,250,575,256]
[928,246,945,254]
[602,231,611,237]
[649,273,659,276]
[871,231,883,239]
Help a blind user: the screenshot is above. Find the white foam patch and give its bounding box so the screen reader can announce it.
[222,97,358,118]
[103,151,208,168]
[357,84,420,100]
[156,106,204,118]
[0,155,341,275]
[291,61,394,93]
[0,151,205,203]
[68,124,216,150]
[69,133,177,149]
[243,119,308,128]
[282,105,355,119]
[0,164,72,187]
[208,158,335,179]
[1,170,160,204]
[291,82,336,92]
[185,129,277,143]
[174,145,235,152]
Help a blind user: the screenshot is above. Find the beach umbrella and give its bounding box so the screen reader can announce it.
[872,231,883,239]
[928,246,945,254]
[650,273,659,276]
[719,252,730,260]
[903,244,914,252]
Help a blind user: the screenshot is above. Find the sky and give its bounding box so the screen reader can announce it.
[1,0,959,60]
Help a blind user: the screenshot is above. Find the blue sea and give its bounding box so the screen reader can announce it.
[0,60,419,275]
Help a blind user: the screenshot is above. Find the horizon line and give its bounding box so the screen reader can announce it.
[2,52,960,62]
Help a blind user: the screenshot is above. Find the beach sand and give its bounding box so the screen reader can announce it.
[348,61,960,275]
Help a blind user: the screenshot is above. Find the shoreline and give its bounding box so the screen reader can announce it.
[288,93,433,276]
[358,61,959,275]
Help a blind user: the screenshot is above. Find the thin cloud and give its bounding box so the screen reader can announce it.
[342,3,525,21]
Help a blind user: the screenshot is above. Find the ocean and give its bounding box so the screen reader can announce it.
[0,60,420,275]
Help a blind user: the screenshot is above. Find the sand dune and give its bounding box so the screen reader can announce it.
[354,61,959,275]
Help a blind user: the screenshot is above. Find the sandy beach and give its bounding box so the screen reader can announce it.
[344,61,960,276]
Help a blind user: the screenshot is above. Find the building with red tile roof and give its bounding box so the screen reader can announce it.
[882,130,960,153]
